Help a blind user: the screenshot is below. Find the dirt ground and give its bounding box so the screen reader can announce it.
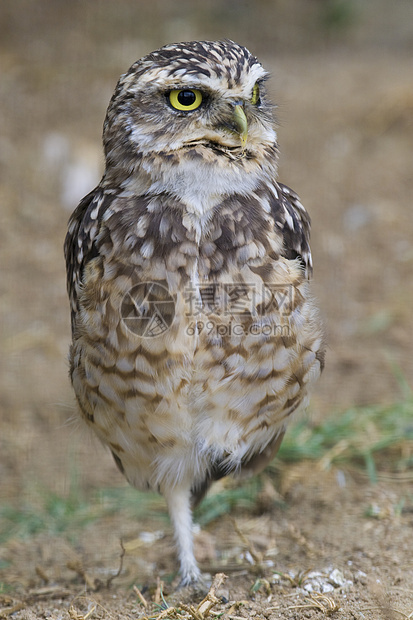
[1,1,413,618]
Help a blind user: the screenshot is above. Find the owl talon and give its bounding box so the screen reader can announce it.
[178,568,203,588]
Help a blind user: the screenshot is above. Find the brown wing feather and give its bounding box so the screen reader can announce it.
[64,187,114,330]
[272,182,313,278]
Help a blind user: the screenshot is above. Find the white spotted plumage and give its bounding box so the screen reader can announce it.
[65,40,325,585]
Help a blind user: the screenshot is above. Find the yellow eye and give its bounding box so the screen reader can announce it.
[169,89,203,111]
[251,83,260,105]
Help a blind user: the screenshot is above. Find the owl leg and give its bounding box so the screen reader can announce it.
[164,485,201,585]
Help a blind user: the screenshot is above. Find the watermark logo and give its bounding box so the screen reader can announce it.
[121,282,175,338]
[184,282,294,317]
[121,281,293,338]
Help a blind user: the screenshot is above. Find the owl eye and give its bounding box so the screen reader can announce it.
[251,83,261,105]
[169,89,203,111]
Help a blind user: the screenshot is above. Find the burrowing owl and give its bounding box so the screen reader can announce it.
[65,40,325,585]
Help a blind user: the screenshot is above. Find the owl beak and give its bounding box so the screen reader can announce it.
[233,104,248,149]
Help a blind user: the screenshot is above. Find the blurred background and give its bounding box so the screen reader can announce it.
[0,0,412,587]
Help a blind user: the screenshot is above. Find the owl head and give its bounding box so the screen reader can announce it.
[102,40,278,199]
